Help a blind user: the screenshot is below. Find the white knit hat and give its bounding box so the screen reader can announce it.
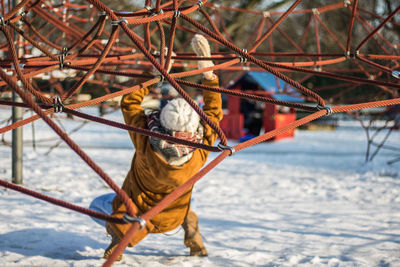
[160,98,200,132]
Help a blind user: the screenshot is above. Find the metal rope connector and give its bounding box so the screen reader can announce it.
[314,66,322,72]
[317,105,332,116]
[150,9,164,17]
[0,16,6,27]
[58,54,65,69]
[98,11,107,16]
[345,50,359,59]
[344,0,351,7]
[263,11,271,18]
[218,143,235,156]
[19,11,26,19]
[197,0,204,8]
[122,214,147,229]
[53,96,64,113]
[239,48,248,63]
[392,70,399,79]
[144,5,152,11]
[157,74,165,84]
[173,10,181,18]
[58,47,69,69]
[111,19,128,26]
[312,8,320,15]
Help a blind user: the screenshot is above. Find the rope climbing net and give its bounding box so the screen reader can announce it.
[0,0,399,265]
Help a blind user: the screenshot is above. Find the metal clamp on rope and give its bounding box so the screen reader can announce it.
[111,18,128,26]
[122,214,147,230]
[144,5,152,11]
[53,96,64,113]
[239,49,248,63]
[173,10,181,18]
[149,8,164,17]
[218,143,235,156]
[98,11,107,16]
[58,54,66,69]
[0,16,6,27]
[157,74,165,84]
[62,46,68,55]
[12,11,26,23]
[392,70,399,79]
[345,50,359,59]
[317,105,332,116]
[58,47,69,69]
[313,66,322,72]
[344,0,351,7]
[19,11,26,19]
[263,11,271,18]
[197,0,204,8]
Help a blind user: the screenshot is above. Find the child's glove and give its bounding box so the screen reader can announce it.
[191,34,215,80]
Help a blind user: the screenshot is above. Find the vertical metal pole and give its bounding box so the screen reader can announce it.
[12,0,23,184]
[12,94,23,184]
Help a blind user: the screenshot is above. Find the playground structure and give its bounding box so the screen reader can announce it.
[0,0,399,266]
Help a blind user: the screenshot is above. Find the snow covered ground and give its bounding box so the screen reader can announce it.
[0,107,399,267]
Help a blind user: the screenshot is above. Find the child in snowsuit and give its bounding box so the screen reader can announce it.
[104,34,222,260]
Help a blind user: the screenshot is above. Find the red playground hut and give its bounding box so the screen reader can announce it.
[220,71,305,141]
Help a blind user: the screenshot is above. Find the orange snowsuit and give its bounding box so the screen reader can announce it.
[108,77,222,246]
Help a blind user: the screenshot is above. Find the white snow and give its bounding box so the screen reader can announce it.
[0,107,399,267]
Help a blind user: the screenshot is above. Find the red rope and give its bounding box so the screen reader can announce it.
[180,13,326,107]
[345,0,358,55]
[0,179,126,224]
[0,67,138,219]
[356,5,400,51]
[0,2,399,266]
